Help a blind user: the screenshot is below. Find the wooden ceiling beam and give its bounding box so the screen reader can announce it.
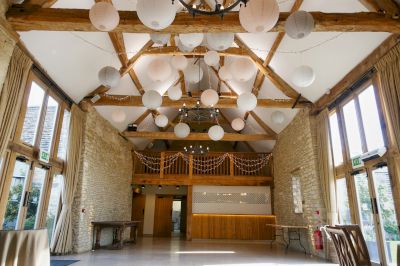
[374,0,400,18]
[7,7,400,33]
[248,111,277,138]
[122,131,275,141]
[108,32,129,67]
[131,109,152,126]
[359,0,382,11]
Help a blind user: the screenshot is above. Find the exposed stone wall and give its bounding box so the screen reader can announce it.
[273,108,326,258]
[72,106,133,253]
[0,26,16,94]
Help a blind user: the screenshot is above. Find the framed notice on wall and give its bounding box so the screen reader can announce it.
[292,176,303,214]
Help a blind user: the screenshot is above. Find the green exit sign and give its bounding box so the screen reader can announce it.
[39,150,50,163]
[352,156,364,169]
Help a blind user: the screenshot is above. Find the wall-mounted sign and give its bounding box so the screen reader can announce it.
[352,156,364,169]
[39,150,50,163]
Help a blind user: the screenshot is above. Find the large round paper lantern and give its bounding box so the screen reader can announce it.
[150,33,171,45]
[179,33,204,49]
[208,125,224,141]
[185,64,203,84]
[111,109,126,123]
[170,55,188,71]
[142,90,162,109]
[136,0,176,30]
[239,0,279,33]
[230,58,256,82]
[147,59,172,82]
[155,114,169,127]
[204,51,220,66]
[237,92,257,111]
[285,11,314,39]
[271,111,286,124]
[89,2,120,32]
[177,38,194,52]
[218,66,233,81]
[231,118,245,131]
[200,89,219,107]
[206,33,234,51]
[292,65,315,87]
[167,85,182,100]
[174,122,190,138]
[98,66,120,88]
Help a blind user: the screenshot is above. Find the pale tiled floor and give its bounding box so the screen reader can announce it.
[55,237,338,266]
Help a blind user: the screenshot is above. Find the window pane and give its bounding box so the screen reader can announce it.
[46,174,63,242]
[24,167,46,230]
[21,82,45,145]
[39,96,59,155]
[343,100,363,158]
[358,86,385,151]
[2,160,30,230]
[329,112,343,166]
[57,110,70,160]
[336,178,351,224]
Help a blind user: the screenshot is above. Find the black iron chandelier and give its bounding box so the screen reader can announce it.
[178,101,220,123]
[173,0,248,17]
[184,144,210,155]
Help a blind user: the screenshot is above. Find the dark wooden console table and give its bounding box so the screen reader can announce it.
[92,221,140,250]
[266,224,309,254]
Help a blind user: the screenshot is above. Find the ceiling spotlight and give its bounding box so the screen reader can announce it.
[141,185,145,189]
[158,185,162,190]
[176,185,180,190]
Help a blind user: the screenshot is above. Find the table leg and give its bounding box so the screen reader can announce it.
[119,226,125,249]
[134,225,138,244]
[92,226,96,251]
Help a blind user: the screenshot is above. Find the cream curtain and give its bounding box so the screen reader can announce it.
[50,104,85,254]
[316,109,337,225]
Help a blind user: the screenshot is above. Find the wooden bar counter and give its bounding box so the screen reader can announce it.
[191,214,276,240]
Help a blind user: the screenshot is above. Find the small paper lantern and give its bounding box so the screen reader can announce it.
[285,11,314,39]
[155,114,169,127]
[179,33,204,49]
[200,89,219,107]
[142,90,162,109]
[167,85,182,100]
[237,92,257,111]
[292,65,315,87]
[271,111,286,124]
[136,0,176,30]
[89,2,120,32]
[177,38,194,52]
[218,66,233,81]
[239,0,279,33]
[231,118,245,131]
[98,66,121,88]
[111,109,126,123]
[147,59,172,82]
[204,51,220,66]
[174,122,190,138]
[230,58,256,82]
[150,33,171,45]
[170,55,188,71]
[185,64,203,84]
[208,125,224,141]
[206,33,234,51]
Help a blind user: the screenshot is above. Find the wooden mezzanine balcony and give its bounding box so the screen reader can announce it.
[132,151,273,186]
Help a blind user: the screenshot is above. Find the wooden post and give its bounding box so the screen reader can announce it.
[186,185,193,241]
[229,155,234,177]
[189,154,193,179]
[160,152,165,179]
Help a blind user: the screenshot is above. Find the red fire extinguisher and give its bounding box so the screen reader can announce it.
[313,229,324,250]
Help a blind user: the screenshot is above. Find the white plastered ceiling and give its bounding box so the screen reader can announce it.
[19,0,390,151]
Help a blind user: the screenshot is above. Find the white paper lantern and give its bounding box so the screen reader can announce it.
[147,59,172,82]
[89,2,120,32]
[204,51,220,66]
[231,118,245,131]
[155,114,169,127]
[170,55,188,71]
[200,89,219,107]
[230,58,256,82]
[136,0,176,30]
[218,66,233,81]
[177,38,194,52]
[292,65,315,87]
[174,122,190,138]
[142,90,162,109]
[179,33,204,49]
[208,125,224,141]
[206,33,234,51]
[285,11,314,39]
[185,64,203,84]
[237,92,257,111]
[98,66,121,88]
[111,109,126,123]
[150,33,171,45]
[239,0,279,33]
[168,85,182,100]
[271,111,286,124]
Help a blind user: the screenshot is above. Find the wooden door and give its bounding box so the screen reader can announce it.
[153,195,173,237]
[131,194,146,237]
